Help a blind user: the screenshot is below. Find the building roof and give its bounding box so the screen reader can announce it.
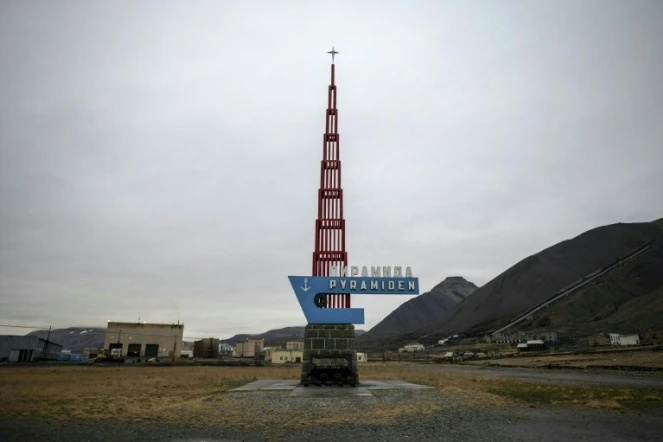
[107,321,184,329]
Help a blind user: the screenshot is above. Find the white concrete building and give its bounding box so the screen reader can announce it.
[609,333,621,345]
[286,341,304,350]
[618,334,640,346]
[606,333,641,346]
[219,343,234,356]
[399,343,425,353]
[236,339,264,358]
[269,349,302,364]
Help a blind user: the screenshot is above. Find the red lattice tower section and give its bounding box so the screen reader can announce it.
[312,62,350,310]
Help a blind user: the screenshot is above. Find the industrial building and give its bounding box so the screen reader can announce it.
[103,321,184,359]
[0,335,63,362]
[194,338,220,358]
[491,331,558,344]
[517,340,547,352]
[235,338,264,358]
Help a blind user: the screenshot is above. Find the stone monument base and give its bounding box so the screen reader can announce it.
[300,324,358,386]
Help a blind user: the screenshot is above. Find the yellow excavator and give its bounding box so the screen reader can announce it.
[94,348,125,363]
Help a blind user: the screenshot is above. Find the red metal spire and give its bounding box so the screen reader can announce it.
[312,60,350,310]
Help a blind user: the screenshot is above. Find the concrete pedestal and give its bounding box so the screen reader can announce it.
[301,324,358,386]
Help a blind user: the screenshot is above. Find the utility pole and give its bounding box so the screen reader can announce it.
[40,326,52,361]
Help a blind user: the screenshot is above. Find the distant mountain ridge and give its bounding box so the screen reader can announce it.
[419,218,663,337]
[225,326,367,346]
[21,325,368,352]
[358,276,477,342]
[28,327,105,353]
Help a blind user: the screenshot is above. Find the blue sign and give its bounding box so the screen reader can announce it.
[289,276,420,324]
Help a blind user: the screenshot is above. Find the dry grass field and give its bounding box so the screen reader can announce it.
[0,362,660,425]
[465,350,663,369]
[0,365,296,421]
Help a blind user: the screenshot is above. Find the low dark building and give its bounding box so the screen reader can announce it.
[459,337,479,346]
[194,338,220,358]
[588,333,611,346]
[517,340,547,352]
[641,330,663,345]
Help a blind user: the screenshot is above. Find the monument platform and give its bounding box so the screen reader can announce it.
[227,379,432,397]
[301,323,358,386]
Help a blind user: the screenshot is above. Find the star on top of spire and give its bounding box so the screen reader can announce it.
[327,46,339,63]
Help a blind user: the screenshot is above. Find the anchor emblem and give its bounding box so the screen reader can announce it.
[301,278,311,292]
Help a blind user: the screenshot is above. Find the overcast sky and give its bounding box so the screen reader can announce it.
[1,0,662,340]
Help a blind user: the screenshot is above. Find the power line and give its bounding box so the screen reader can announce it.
[0,324,52,329]
[0,324,231,342]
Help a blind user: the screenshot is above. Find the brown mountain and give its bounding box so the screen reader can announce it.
[421,218,663,338]
[225,326,367,347]
[357,276,477,342]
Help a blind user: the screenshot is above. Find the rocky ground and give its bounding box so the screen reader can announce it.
[1,389,661,442]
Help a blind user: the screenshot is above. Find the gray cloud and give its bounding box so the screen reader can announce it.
[1,0,662,338]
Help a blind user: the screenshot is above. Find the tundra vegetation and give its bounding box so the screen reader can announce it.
[1,362,660,426]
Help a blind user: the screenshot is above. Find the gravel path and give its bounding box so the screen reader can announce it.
[1,389,661,441]
[438,364,663,389]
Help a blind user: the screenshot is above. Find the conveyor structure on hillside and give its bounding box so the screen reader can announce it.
[491,239,654,336]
